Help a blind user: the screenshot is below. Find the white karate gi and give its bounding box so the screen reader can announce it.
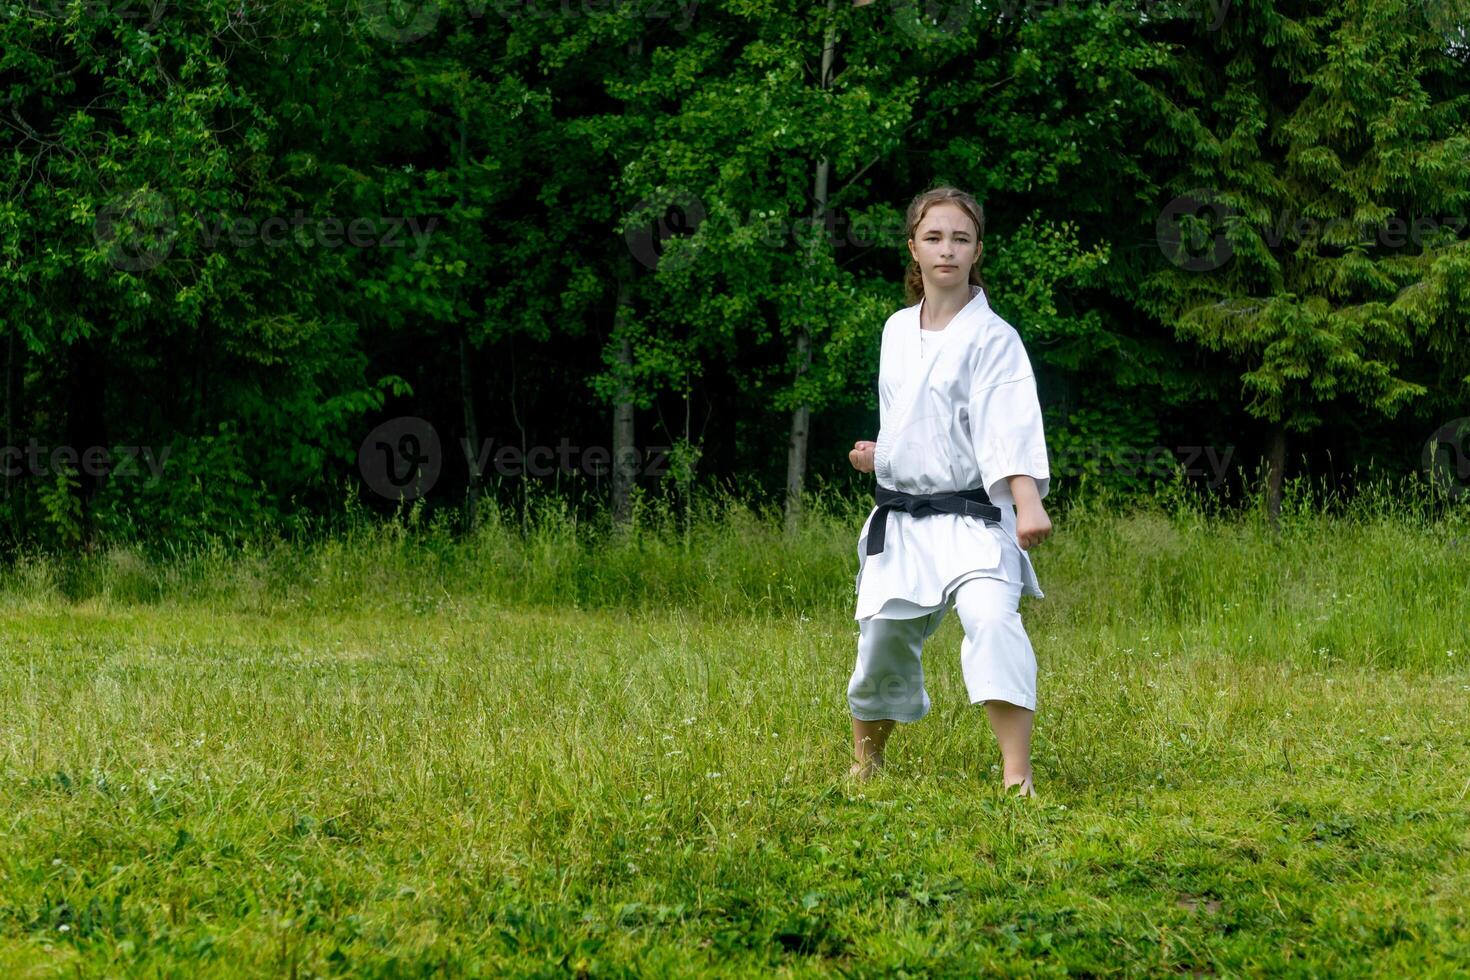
[847,285,1051,719]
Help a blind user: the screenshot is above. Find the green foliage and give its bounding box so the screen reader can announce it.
[0,0,1465,549]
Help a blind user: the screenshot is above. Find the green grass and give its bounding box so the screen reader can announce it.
[1,479,1468,976]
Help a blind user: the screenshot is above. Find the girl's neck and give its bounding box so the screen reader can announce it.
[919,283,978,331]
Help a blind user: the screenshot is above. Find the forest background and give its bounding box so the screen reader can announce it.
[3,0,1468,553]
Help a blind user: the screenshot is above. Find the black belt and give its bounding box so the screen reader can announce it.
[866,485,1002,556]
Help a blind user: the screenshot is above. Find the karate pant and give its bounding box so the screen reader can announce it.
[847,576,1037,722]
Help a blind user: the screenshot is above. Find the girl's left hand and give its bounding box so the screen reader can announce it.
[1015,503,1052,550]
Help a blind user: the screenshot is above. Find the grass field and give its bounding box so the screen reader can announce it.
[1,481,1468,976]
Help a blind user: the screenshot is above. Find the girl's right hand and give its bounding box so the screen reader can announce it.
[849,440,876,473]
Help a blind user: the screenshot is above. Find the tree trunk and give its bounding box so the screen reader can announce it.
[459,327,481,534]
[612,255,637,529]
[3,326,15,505]
[784,352,812,536]
[66,336,108,551]
[783,0,839,535]
[1265,421,1287,531]
[455,115,481,535]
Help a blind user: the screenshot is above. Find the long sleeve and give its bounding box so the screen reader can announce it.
[967,328,1050,507]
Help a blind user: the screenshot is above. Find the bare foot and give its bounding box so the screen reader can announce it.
[1003,774,1037,798]
[848,755,884,781]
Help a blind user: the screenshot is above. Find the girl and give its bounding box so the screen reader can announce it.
[845,186,1053,797]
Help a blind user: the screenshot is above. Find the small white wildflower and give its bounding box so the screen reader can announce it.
[51,859,61,866]
[664,750,682,757]
[706,771,722,779]
[643,793,654,801]
[58,924,70,932]
[682,717,695,725]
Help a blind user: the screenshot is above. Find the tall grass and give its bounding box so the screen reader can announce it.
[4,472,1465,667]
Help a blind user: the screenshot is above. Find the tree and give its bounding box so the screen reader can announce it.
[1138,0,1470,522]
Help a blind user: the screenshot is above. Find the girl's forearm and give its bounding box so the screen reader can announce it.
[1006,474,1041,510]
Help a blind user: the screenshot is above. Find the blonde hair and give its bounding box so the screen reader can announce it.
[903,185,986,306]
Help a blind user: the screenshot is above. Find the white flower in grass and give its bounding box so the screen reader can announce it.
[705,771,721,779]
[58,924,70,932]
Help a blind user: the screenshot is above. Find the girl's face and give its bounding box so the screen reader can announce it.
[907,202,981,286]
